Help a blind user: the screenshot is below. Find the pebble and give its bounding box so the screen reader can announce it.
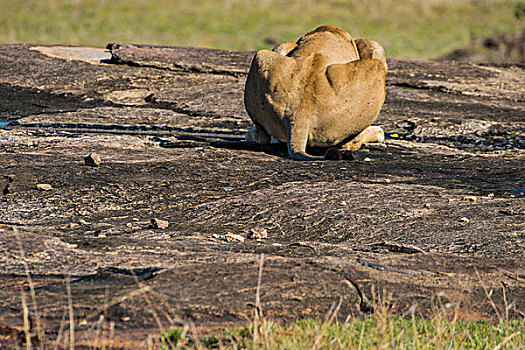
[84,152,101,167]
[212,232,245,242]
[249,227,268,240]
[363,157,372,162]
[463,196,477,202]
[225,233,245,242]
[151,218,169,229]
[459,217,470,224]
[36,184,53,191]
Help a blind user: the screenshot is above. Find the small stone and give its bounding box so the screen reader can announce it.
[249,227,268,240]
[225,232,245,242]
[97,233,107,238]
[212,232,246,242]
[151,218,169,229]
[340,201,347,206]
[363,157,372,162]
[36,184,53,191]
[459,217,470,224]
[78,219,88,225]
[487,193,495,198]
[424,203,431,209]
[463,196,477,202]
[84,153,101,167]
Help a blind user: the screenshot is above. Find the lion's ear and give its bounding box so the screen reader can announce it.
[272,42,298,56]
[355,39,388,72]
[252,50,297,82]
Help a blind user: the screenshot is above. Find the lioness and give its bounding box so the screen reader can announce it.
[244,25,387,160]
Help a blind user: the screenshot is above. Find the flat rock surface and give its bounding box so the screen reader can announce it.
[0,44,524,347]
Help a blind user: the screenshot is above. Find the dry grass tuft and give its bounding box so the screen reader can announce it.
[7,230,525,349]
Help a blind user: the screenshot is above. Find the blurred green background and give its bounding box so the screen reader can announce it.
[1,0,524,59]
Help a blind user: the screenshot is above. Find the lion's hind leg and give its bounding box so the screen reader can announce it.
[245,126,272,144]
[341,126,385,151]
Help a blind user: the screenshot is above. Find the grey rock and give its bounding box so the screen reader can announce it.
[151,218,169,229]
[85,152,101,167]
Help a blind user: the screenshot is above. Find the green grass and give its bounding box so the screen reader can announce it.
[161,316,524,349]
[1,0,524,59]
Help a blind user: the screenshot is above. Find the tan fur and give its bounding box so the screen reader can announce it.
[244,25,388,160]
